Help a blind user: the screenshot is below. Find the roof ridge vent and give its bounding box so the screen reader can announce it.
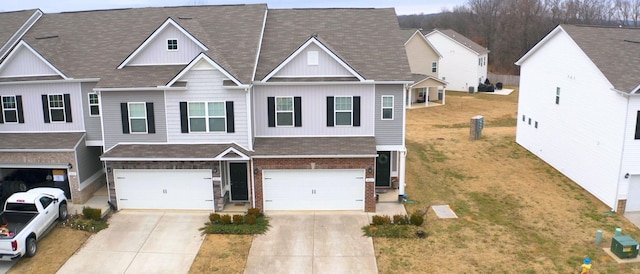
[178,17,192,20]
[624,39,640,44]
[35,35,59,40]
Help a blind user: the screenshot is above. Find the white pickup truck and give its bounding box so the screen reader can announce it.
[0,187,67,260]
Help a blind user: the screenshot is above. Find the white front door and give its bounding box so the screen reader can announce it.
[262,169,365,211]
[114,169,214,210]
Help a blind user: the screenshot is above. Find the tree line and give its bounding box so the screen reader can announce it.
[398,0,640,74]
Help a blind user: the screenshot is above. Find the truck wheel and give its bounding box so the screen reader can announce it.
[58,203,68,220]
[25,237,37,257]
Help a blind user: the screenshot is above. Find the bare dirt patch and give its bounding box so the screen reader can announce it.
[7,227,91,274]
[189,234,253,274]
[374,89,640,273]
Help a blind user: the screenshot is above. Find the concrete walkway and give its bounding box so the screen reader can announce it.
[244,211,377,274]
[57,210,208,274]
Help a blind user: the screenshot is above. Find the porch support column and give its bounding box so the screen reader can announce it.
[407,87,412,108]
[442,88,446,105]
[399,150,407,195]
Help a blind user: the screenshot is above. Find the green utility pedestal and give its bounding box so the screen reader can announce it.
[611,235,639,259]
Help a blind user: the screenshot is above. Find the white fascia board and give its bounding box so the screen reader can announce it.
[253,80,405,86]
[515,26,563,66]
[85,140,104,147]
[252,154,378,159]
[101,157,217,161]
[405,30,443,58]
[0,78,99,85]
[376,145,406,152]
[0,9,42,60]
[428,29,482,56]
[0,162,70,169]
[117,18,208,69]
[410,77,447,88]
[166,53,243,87]
[628,85,640,95]
[213,147,251,161]
[94,86,188,92]
[0,148,75,152]
[251,9,268,82]
[0,41,69,79]
[262,37,365,82]
[403,30,421,46]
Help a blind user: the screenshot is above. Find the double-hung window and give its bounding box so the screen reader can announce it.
[431,61,437,73]
[276,97,294,126]
[1,96,18,123]
[555,87,561,105]
[48,94,65,122]
[167,39,178,51]
[128,102,148,133]
[335,96,353,126]
[382,96,393,120]
[88,93,99,116]
[188,102,226,132]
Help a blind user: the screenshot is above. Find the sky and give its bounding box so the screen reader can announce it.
[0,0,467,15]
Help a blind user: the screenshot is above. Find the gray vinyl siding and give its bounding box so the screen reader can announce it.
[101,91,167,150]
[75,142,103,183]
[0,46,59,77]
[128,25,202,66]
[253,84,375,137]
[272,43,352,78]
[165,69,250,148]
[0,81,84,132]
[81,82,102,142]
[375,84,404,145]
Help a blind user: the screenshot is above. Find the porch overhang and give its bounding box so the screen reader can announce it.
[101,143,251,161]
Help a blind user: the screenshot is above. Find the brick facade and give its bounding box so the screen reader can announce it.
[253,157,377,212]
[104,161,226,211]
[617,199,627,214]
[0,151,102,203]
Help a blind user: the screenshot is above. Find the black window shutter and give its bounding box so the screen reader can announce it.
[146,102,155,134]
[636,111,640,140]
[63,94,72,122]
[326,96,334,127]
[353,96,361,127]
[294,96,302,127]
[16,95,24,123]
[0,98,3,123]
[180,102,189,133]
[267,97,275,127]
[226,101,235,133]
[42,95,50,123]
[120,103,129,134]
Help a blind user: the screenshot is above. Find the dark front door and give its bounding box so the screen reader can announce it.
[376,151,391,187]
[230,163,249,200]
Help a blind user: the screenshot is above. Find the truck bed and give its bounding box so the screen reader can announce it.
[0,211,38,239]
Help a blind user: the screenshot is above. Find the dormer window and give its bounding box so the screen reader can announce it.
[167,39,178,51]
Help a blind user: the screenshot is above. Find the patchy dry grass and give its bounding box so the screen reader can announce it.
[188,234,253,274]
[374,89,640,273]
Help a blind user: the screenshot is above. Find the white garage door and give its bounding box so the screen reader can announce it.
[262,169,365,211]
[114,169,214,210]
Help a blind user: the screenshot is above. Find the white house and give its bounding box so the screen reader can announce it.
[424,29,489,92]
[515,24,640,213]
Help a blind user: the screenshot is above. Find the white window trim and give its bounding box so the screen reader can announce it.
[48,94,66,123]
[128,102,148,134]
[381,95,394,120]
[334,96,353,127]
[187,101,227,133]
[167,38,178,51]
[275,96,294,127]
[88,92,100,117]
[555,87,560,105]
[431,61,437,73]
[1,95,18,124]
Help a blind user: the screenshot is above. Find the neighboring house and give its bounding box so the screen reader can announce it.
[402,29,447,108]
[0,5,411,213]
[515,25,640,213]
[424,29,489,92]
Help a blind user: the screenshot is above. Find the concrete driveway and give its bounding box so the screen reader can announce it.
[244,211,377,274]
[57,210,208,274]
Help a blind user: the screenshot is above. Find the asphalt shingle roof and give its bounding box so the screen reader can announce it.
[21,5,267,87]
[101,143,251,159]
[0,132,84,150]
[255,8,412,81]
[434,29,489,55]
[253,137,377,156]
[0,9,39,58]
[561,24,640,93]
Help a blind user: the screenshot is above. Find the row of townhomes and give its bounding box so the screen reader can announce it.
[0,5,412,212]
[401,28,489,108]
[516,25,640,214]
